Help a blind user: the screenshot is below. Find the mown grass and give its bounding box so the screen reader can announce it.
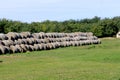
[0,38,120,80]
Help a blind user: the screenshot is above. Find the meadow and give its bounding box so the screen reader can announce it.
[0,38,120,80]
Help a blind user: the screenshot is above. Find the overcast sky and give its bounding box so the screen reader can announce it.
[0,0,119,22]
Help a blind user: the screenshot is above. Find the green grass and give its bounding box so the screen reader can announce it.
[1,38,120,80]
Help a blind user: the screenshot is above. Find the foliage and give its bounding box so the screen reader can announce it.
[0,16,120,37]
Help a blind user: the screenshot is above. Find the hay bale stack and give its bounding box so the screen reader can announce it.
[0,32,101,54]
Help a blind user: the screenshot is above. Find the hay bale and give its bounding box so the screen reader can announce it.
[32,33,40,38]
[18,39,27,44]
[10,45,19,53]
[6,32,19,40]
[40,43,47,50]
[40,39,45,43]
[20,32,31,38]
[46,43,53,50]
[92,40,101,44]
[4,46,10,53]
[86,32,93,37]
[33,44,40,51]
[51,43,56,49]
[35,39,41,44]
[38,44,43,50]
[45,33,52,38]
[55,42,61,47]
[14,40,20,45]
[30,38,36,44]
[26,38,34,45]
[0,45,5,54]
[15,45,22,53]
[0,33,8,40]
[29,45,35,51]
[1,40,14,46]
[39,32,45,39]
[19,44,27,52]
[44,38,49,43]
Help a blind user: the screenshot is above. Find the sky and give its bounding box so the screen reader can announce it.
[0,0,120,22]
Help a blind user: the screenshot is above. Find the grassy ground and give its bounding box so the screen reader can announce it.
[0,38,120,80]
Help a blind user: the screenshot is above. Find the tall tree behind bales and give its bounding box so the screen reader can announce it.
[30,22,41,33]
[0,18,8,33]
[112,16,120,31]
[80,16,100,23]
[100,19,118,37]
[91,23,104,37]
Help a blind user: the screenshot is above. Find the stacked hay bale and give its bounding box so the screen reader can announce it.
[0,32,101,54]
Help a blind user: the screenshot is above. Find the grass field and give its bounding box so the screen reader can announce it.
[0,38,120,80]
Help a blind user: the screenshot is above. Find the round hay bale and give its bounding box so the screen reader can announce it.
[51,43,56,49]
[71,41,75,46]
[38,44,43,50]
[35,39,41,44]
[87,32,93,37]
[18,39,27,44]
[14,40,20,45]
[15,45,22,53]
[33,44,40,51]
[0,33,8,40]
[0,45,5,54]
[26,38,33,45]
[32,33,40,38]
[40,43,47,50]
[10,45,18,53]
[24,44,29,50]
[4,46,10,54]
[29,45,35,51]
[1,40,14,46]
[6,32,19,40]
[46,43,53,50]
[39,32,45,39]
[20,32,31,38]
[19,44,27,52]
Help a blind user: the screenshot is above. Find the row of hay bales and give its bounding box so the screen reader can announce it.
[0,32,101,54]
[0,32,93,40]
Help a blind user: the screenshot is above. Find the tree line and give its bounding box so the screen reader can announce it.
[0,16,120,37]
